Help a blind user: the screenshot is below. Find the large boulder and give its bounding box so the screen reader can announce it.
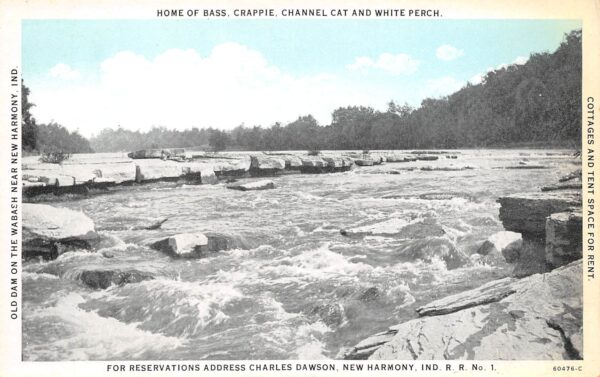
[345,261,582,360]
[23,203,98,241]
[23,203,98,259]
[149,232,233,258]
[227,179,275,191]
[545,212,582,268]
[498,192,581,236]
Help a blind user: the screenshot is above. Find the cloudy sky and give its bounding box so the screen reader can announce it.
[22,19,580,137]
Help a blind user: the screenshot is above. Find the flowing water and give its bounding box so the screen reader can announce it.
[22,149,577,361]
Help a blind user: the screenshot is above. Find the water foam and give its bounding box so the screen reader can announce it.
[24,292,181,361]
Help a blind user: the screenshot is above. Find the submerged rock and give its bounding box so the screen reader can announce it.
[346,261,582,360]
[308,302,346,327]
[477,231,522,256]
[79,269,154,289]
[341,218,445,239]
[541,179,582,192]
[227,179,275,191]
[399,237,469,269]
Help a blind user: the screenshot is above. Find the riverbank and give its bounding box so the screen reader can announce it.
[343,169,582,360]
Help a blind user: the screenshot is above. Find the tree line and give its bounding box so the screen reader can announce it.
[25,29,582,154]
[21,82,93,154]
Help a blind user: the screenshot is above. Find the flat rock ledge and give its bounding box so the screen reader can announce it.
[497,190,581,277]
[23,203,99,260]
[343,260,582,360]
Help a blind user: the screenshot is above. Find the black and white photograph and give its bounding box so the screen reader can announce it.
[1,0,598,375]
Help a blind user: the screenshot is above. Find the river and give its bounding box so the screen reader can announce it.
[22,149,577,360]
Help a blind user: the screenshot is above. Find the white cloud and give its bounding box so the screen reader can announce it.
[469,56,530,85]
[423,76,465,98]
[435,45,464,61]
[31,43,393,137]
[49,63,81,80]
[347,53,420,75]
[512,56,528,65]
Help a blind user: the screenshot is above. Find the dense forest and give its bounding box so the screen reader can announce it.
[24,29,581,154]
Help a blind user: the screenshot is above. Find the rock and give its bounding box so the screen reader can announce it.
[217,156,251,176]
[504,165,547,169]
[308,302,345,327]
[92,162,137,184]
[22,170,76,187]
[395,220,446,238]
[201,168,218,184]
[300,156,327,173]
[227,179,275,191]
[143,217,168,230]
[416,155,438,161]
[343,329,398,359]
[23,204,98,259]
[322,156,344,169]
[341,218,446,240]
[477,231,522,256]
[79,269,154,289]
[416,277,517,316]
[23,181,45,188]
[498,192,581,236]
[399,237,469,269]
[541,179,582,192]
[23,204,98,241]
[341,218,409,237]
[558,170,581,182]
[250,155,285,175]
[128,149,164,159]
[280,155,303,169]
[501,239,524,263]
[134,160,182,182]
[354,159,374,166]
[347,261,582,360]
[545,212,582,268]
[150,232,232,258]
[420,165,473,171]
[355,287,381,302]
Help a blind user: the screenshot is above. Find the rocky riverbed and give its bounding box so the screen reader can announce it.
[21,149,582,360]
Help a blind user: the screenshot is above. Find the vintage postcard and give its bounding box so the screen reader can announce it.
[0,0,598,376]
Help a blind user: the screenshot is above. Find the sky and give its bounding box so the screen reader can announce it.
[22,19,581,138]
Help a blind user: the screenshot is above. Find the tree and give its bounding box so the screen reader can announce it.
[21,81,38,151]
[208,129,230,151]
